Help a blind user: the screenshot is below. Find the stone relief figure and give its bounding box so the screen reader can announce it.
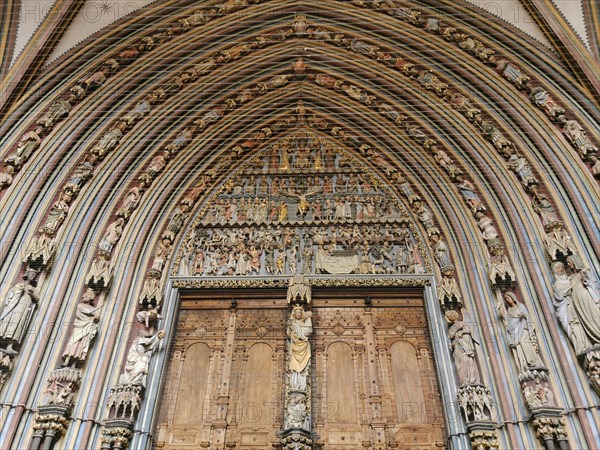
[287,305,313,392]
[457,177,485,212]
[165,203,190,239]
[138,151,170,186]
[446,310,481,385]
[119,329,165,387]
[37,98,73,129]
[497,293,544,372]
[0,269,39,352]
[529,87,565,122]
[42,192,72,234]
[552,261,591,355]
[530,187,560,232]
[0,165,15,188]
[5,127,43,168]
[122,92,159,126]
[524,380,555,409]
[507,154,538,187]
[91,122,126,159]
[62,289,101,366]
[285,392,309,429]
[565,255,600,346]
[563,120,598,159]
[117,186,142,218]
[64,161,94,194]
[431,234,452,270]
[99,218,125,254]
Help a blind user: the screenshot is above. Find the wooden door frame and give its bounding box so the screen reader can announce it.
[133,275,470,449]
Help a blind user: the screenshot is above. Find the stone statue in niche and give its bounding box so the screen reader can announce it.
[0,165,15,188]
[530,187,561,232]
[563,120,598,159]
[151,237,172,272]
[91,122,127,160]
[562,256,600,346]
[117,186,142,219]
[431,234,452,270]
[529,87,565,123]
[64,161,94,194]
[122,92,161,126]
[495,60,530,89]
[37,97,73,129]
[41,192,72,235]
[5,127,43,169]
[507,154,538,188]
[457,177,485,212]
[62,288,101,366]
[496,292,545,372]
[0,268,39,352]
[138,151,170,186]
[552,261,593,354]
[478,119,514,157]
[446,310,481,385]
[287,305,312,392]
[165,203,190,240]
[119,329,165,387]
[98,218,125,254]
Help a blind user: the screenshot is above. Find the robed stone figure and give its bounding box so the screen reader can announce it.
[0,270,39,352]
[287,305,312,392]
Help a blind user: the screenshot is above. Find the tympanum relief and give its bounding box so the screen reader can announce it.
[176,132,428,279]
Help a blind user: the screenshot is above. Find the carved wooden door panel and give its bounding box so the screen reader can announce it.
[155,291,446,449]
[155,304,287,449]
[312,302,446,449]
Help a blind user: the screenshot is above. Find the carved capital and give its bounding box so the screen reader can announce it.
[532,414,567,442]
[281,428,313,450]
[467,425,500,449]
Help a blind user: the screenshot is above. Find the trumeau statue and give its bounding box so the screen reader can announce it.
[496,293,545,372]
[119,329,165,387]
[552,261,592,354]
[0,269,39,352]
[287,305,312,392]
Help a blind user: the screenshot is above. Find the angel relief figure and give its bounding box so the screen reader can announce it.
[283,184,322,220]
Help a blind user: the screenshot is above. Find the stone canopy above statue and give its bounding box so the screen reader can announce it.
[175,131,430,277]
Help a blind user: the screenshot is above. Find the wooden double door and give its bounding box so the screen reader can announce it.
[154,289,446,449]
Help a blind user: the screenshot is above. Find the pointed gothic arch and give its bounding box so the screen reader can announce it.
[0,2,598,450]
